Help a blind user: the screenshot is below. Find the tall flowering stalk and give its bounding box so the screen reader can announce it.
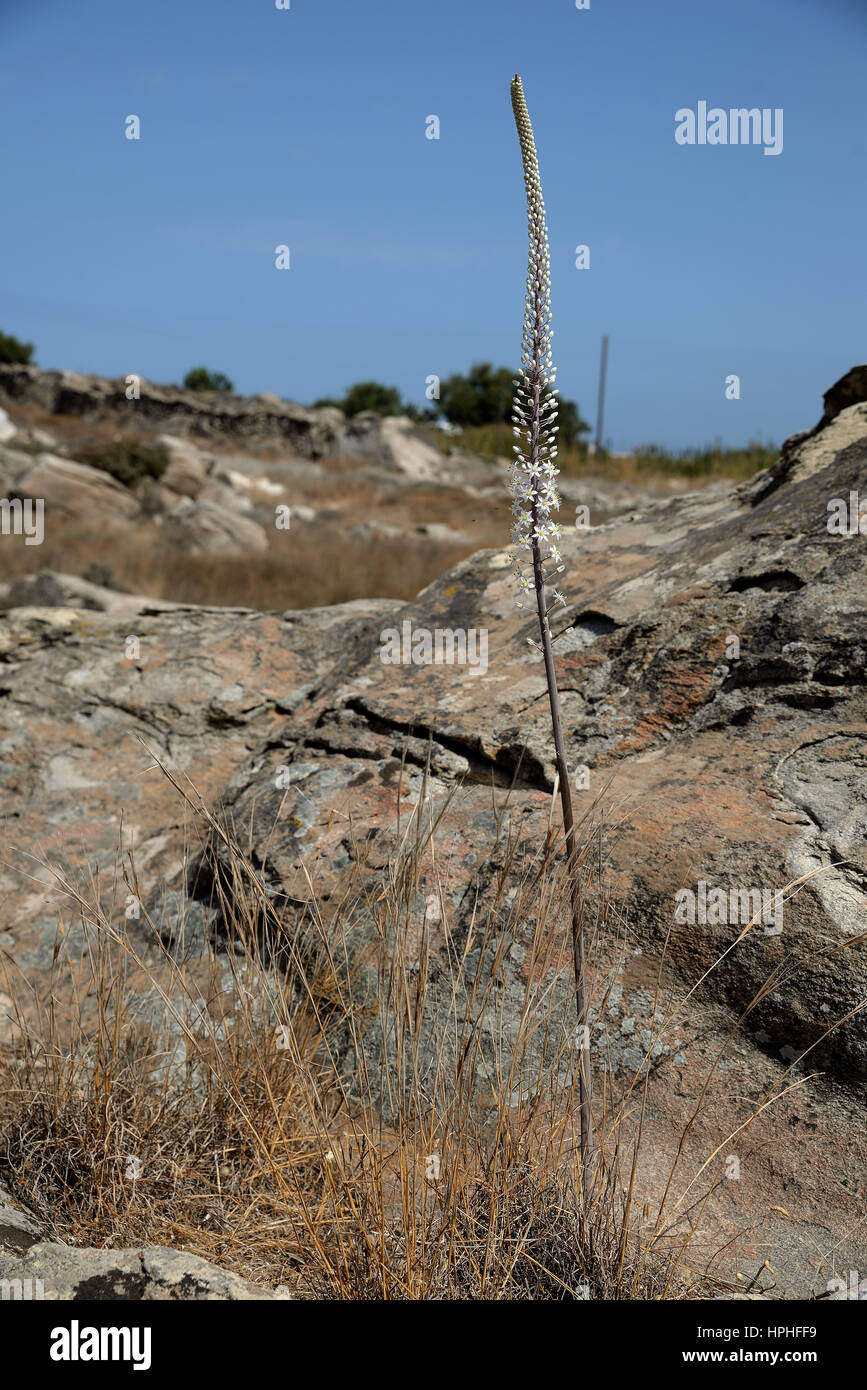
[509,74,593,1171]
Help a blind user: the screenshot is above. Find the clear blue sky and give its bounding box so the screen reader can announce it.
[1,0,864,450]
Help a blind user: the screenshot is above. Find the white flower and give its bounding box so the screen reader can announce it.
[509,73,571,613]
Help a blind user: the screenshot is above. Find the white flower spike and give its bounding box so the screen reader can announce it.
[507,74,564,604]
[509,74,593,1169]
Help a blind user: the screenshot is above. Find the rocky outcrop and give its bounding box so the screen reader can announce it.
[0,409,16,445]
[3,451,141,521]
[0,1181,278,1297]
[1,370,865,1297]
[0,1242,279,1300]
[160,498,269,553]
[0,364,344,457]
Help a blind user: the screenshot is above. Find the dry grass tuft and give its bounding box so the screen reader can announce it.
[0,764,838,1299]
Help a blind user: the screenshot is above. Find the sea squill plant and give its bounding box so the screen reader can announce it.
[508,74,594,1171]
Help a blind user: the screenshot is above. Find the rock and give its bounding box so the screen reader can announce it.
[0,593,401,969]
[11,452,140,521]
[153,434,208,497]
[211,465,252,490]
[160,499,268,553]
[1,369,866,1297]
[0,408,17,444]
[249,474,285,497]
[195,477,252,510]
[0,1181,42,1254]
[339,413,445,480]
[821,364,867,425]
[12,426,57,451]
[0,445,32,493]
[348,519,403,542]
[0,365,344,458]
[0,569,177,619]
[0,1241,280,1299]
[414,522,467,545]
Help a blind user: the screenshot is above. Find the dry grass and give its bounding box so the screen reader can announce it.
[0,515,495,609]
[429,422,778,484]
[0,758,840,1300]
[1,409,510,606]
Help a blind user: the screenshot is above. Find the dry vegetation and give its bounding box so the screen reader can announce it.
[0,512,489,609]
[0,760,822,1300]
[429,422,779,484]
[1,405,777,610]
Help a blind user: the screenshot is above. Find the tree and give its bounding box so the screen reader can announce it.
[438,361,590,447]
[183,367,234,394]
[556,396,591,450]
[341,381,403,417]
[438,363,514,428]
[0,330,36,365]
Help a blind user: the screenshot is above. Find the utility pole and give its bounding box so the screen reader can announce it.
[594,333,609,453]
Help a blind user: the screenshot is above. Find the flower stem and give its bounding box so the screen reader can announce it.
[511,73,594,1174]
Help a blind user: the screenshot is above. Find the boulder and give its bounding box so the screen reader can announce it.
[11,452,140,521]
[0,370,866,1296]
[153,434,208,497]
[160,499,268,553]
[0,1180,42,1255]
[0,365,345,457]
[0,408,16,444]
[339,412,445,480]
[414,521,467,545]
[0,445,32,494]
[12,426,56,450]
[0,1241,280,1299]
[0,569,177,618]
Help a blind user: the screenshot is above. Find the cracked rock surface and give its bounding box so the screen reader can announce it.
[0,373,865,1298]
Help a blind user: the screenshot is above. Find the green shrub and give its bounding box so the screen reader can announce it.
[631,440,778,480]
[438,362,590,446]
[183,367,234,394]
[0,330,36,365]
[341,381,403,417]
[75,437,167,488]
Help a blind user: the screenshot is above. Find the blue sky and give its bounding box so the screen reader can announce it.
[1,0,864,450]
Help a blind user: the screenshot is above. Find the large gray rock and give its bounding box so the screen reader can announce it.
[153,434,208,497]
[0,408,16,444]
[9,452,140,521]
[0,1181,42,1255]
[0,1241,280,1299]
[160,498,268,553]
[0,368,866,1298]
[0,365,345,457]
[0,569,178,618]
[339,412,444,479]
